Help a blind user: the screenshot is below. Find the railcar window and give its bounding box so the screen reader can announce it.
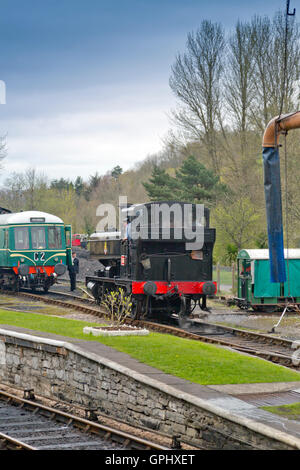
[48,226,62,249]
[31,226,46,250]
[0,230,4,249]
[65,230,71,248]
[4,230,8,249]
[14,227,29,250]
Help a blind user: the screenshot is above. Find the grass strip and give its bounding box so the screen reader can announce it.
[261,402,300,421]
[1,308,300,385]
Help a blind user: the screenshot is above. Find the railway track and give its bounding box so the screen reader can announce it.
[136,319,300,369]
[1,289,300,370]
[0,389,170,450]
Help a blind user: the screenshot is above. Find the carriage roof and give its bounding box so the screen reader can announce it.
[237,248,300,260]
[0,211,64,225]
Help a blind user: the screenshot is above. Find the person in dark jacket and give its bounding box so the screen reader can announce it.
[68,252,79,291]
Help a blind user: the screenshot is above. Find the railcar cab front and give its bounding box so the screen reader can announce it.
[0,210,70,291]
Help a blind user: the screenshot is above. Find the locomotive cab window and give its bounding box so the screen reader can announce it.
[14,227,29,250]
[31,226,46,250]
[48,226,62,249]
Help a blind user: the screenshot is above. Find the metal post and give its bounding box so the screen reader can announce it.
[217,262,221,293]
[232,262,236,294]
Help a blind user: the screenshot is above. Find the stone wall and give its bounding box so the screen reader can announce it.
[0,329,298,450]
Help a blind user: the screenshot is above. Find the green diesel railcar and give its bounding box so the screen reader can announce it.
[236,248,300,312]
[0,210,72,291]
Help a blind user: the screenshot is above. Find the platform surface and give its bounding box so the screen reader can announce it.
[2,323,300,447]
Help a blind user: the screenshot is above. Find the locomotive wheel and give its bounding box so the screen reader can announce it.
[199,296,209,311]
[130,300,139,320]
[178,296,187,321]
[13,277,20,292]
[130,298,146,320]
[43,279,51,293]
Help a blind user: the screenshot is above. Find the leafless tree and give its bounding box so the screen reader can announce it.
[0,135,7,169]
[269,11,300,116]
[2,172,25,212]
[225,20,257,149]
[250,12,300,131]
[250,15,274,130]
[169,20,225,174]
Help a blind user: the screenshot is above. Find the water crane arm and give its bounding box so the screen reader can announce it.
[263,111,300,147]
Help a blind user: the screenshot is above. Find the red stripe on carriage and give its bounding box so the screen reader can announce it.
[132,281,217,295]
[13,266,55,276]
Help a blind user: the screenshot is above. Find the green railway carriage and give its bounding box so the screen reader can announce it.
[236,249,300,312]
[0,210,72,292]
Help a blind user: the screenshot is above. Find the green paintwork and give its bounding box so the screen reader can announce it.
[237,249,300,306]
[0,223,72,270]
[65,225,72,266]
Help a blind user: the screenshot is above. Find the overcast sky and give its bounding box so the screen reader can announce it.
[0,0,288,182]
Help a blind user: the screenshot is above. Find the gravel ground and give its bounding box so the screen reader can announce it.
[205,298,300,340]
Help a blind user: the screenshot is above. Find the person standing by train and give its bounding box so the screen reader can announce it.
[68,252,79,291]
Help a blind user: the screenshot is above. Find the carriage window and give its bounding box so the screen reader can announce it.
[31,227,46,249]
[14,227,29,250]
[48,226,62,249]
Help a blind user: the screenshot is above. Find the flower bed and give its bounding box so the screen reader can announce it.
[83,325,149,337]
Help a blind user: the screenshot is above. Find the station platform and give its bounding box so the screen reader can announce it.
[1,323,300,449]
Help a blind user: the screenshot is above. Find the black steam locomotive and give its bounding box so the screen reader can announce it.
[86,201,216,320]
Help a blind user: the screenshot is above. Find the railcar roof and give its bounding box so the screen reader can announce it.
[238,248,300,260]
[0,211,64,225]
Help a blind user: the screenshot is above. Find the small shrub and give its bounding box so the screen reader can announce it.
[101,288,132,325]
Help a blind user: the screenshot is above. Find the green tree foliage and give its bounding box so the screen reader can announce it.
[111,165,123,179]
[143,156,225,205]
[74,176,84,197]
[223,244,239,265]
[213,194,261,264]
[143,165,180,201]
[50,178,74,192]
[174,155,225,205]
[89,172,101,190]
